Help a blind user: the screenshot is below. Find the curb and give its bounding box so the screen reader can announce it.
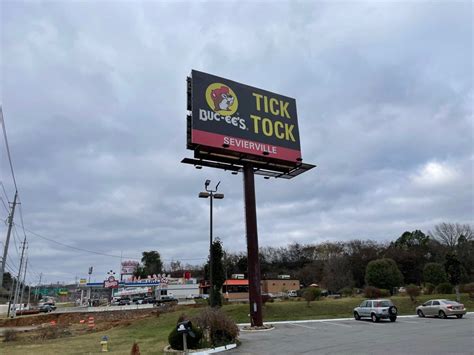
[164,343,237,354]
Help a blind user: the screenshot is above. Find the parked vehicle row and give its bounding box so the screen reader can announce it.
[353,298,467,323]
[110,296,178,306]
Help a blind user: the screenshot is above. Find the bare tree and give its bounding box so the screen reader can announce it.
[429,223,473,249]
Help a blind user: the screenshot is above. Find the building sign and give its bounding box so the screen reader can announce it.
[121,260,139,275]
[104,275,119,289]
[189,70,302,163]
[79,278,87,285]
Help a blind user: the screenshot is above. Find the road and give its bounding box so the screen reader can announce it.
[53,299,195,313]
[231,314,474,354]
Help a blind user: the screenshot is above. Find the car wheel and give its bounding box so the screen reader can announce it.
[456,314,463,319]
[389,306,398,316]
[417,310,425,318]
[354,312,361,320]
[439,310,447,319]
[371,313,379,323]
[390,316,397,322]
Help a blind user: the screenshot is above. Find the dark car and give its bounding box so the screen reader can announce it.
[118,297,131,306]
[143,297,156,304]
[155,296,178,305]
[132,297,144,304]
[39,303,56,313]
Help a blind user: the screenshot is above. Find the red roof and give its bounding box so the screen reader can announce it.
[224,279,248,286]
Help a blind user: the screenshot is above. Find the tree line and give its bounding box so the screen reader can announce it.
[136,222,473,295]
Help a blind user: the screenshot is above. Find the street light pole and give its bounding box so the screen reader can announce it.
[199,180,224,307]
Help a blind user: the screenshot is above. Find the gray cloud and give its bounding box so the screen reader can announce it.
[1,0,472,284]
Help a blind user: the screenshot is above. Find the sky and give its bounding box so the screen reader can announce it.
[0,0,472,285]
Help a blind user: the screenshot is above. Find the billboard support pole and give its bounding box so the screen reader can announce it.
[243,163,263,327]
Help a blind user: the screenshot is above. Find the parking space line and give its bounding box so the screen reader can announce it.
[320,321,352,328]
[289,323,318,330]
[289,321,352,329]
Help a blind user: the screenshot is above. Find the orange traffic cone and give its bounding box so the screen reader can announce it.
[88,316,95,329]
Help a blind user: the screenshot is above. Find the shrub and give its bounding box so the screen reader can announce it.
[3,329,17,342]
[423,263,448,286]
[435,282,453,294]
[130,342,140,355]
[460,282,474,298]
[379,289,391,297]
[194,307,239,348]
[339,287,353,297]
[423,282,435,295]
[364,286,381,298]
[365,258,403,291]
[303,287,321,307]
[405,284,421,302]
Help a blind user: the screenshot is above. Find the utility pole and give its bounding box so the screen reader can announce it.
[35,272,42,301]
[6,276,16,317]
[19,258,28,312]
[11,237,27,318]
[0,190,18,288]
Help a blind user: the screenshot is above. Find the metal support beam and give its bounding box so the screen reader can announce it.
[243,163,263,327]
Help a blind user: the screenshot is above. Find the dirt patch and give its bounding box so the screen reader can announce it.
[0,308,160,328]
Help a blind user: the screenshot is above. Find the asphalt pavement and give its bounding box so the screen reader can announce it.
[231,314,474,354]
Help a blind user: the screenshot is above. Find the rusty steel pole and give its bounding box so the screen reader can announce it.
[243,163,263,327]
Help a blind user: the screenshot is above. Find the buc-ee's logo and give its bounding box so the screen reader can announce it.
[206,83,238,115]
[199,83,246,130]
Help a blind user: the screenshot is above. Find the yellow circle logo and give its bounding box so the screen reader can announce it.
[205,83,238,115]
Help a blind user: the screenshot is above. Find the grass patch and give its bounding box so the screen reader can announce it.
[1,294,472,354]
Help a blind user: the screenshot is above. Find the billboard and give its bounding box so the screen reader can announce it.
[121,260,139,275]
[189,70,302,164]
[104,275,119,289]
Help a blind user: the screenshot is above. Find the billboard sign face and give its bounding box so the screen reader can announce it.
[104,275,119,289]
[190,70,302,163]
[121,260,139,275]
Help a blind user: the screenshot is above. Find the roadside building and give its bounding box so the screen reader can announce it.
[222,278,300,301]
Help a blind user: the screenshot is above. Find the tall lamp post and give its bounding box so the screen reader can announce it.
[199,180,224,306]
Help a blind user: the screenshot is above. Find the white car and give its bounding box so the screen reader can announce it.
[353,299,398,322]
[288,290,298,297]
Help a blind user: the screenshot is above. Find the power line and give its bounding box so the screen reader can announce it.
[0,182,10,203]
[0,196,8,213]
[20,224,207,262]
[17,197,28,241]
[12,226,21,256]
[0,106,18,191]
[21,224,138,260]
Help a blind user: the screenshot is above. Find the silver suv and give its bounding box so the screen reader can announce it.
[353,299,398,322]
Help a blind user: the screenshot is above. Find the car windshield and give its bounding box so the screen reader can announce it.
[374,301,392,307]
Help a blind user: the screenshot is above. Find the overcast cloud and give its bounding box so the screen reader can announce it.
[1,0,472,284]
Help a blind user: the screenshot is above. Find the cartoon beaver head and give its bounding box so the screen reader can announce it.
[210,86,234,111]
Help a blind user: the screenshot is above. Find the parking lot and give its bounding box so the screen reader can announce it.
[231,314,474,354]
